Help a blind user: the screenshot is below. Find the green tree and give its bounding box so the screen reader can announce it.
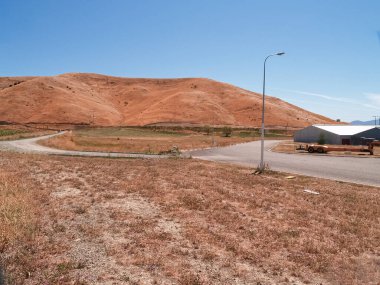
[318,133,326,145]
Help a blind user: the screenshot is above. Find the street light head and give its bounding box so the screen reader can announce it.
[276,52,285,56]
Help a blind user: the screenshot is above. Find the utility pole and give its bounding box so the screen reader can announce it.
[211,113,216,146]
[373,116,378,126]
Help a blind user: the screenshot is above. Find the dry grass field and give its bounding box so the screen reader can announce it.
[39,127,268,154]
[0,152,379,284]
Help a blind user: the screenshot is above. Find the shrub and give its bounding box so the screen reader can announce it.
[221,126,232,137]
[203,125,213,136]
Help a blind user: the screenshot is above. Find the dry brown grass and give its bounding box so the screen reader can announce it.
[0,152,379,284]
[0,156,48,284]
[0,73,335,128]
[39,129,257,154]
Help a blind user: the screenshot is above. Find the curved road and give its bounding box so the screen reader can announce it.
[1,134,378,186]
[189,140,380,187]
[0,132,169,159]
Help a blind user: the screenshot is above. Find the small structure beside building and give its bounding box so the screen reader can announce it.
[294,125,380,145]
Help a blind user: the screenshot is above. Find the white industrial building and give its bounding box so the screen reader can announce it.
[294,125,380,145]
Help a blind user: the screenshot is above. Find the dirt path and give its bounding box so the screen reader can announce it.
[0,132,170,159]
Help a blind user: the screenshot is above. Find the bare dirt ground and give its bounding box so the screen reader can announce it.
[272,141,380,157]
[1,152,379,284]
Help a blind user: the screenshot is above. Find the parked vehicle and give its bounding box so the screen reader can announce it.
[296,142,379,155]
[368,141,380,155]
[299,144,329,153]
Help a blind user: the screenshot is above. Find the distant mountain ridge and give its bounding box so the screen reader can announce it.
[0,73,336,128]
[351,120,377,126]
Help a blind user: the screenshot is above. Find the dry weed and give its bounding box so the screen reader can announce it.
[0,160,46,283]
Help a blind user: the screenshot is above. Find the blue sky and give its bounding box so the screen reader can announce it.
[1,0,379,122]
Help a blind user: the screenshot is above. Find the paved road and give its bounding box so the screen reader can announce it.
[1,134,378,186]
[190,140,380,187]
[0,132,169,159]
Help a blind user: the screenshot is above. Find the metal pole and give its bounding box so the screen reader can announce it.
[260,56,270,170]
[259,52,285,171]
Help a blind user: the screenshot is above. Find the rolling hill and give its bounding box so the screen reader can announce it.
[351,120,376,126]
[0,73,335,128]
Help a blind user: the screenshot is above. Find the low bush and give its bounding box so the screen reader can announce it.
[221,126,232,137]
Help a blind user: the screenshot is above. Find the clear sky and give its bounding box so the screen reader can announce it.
[1,0,379,122]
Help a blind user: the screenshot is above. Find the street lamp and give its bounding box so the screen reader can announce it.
[259,52,285,171]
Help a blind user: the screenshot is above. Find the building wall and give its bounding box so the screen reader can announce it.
[294,126,340,144]
[352,128,380,145]
[295,127,380,145]
[339,135,352,145]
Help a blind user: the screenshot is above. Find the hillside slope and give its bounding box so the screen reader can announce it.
[0,73,334,127]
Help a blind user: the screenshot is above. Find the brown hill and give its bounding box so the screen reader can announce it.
[0,73,334,127]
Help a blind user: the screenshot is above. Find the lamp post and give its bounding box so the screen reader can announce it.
[259,52,285,171]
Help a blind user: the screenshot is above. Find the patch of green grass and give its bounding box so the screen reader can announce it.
[0,129,26,137]
[236,131,259,138]
[75,140,120,148]
[265,131,290,137]
[75,127,188,138]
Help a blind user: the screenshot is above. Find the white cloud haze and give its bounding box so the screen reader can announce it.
[275,89,380,111]
[365,93,380,108]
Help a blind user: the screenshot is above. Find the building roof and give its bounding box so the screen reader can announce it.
[313,125,379,136]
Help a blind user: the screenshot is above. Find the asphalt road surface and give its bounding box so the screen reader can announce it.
[190,140,380,187]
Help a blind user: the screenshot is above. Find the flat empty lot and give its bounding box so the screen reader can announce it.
[40,127,260,154]
[1,152,379,284]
